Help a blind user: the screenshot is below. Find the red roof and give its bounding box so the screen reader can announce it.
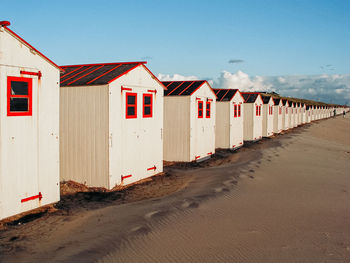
[1,22,62,71]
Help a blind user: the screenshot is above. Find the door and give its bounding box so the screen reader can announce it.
[4,74,39,216]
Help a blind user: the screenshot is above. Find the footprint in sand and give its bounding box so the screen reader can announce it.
[130,225,151,235]
[145,210,168,220]
[182,200,199,209]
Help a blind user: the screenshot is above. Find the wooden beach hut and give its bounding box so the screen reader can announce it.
[261,95,274,137]
[0,21,60,220]
[162,80,216,162]
[305,105,312,123]
[241,92,263,141]
[272,98,283,134]
[292,102,298,127]
[213,89,244,150]
[60,61,165,188]
[297,102,302,125]
[282,99,289,130]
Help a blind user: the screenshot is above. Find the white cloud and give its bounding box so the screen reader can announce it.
[157,73,198,81]
[157,70,350,105]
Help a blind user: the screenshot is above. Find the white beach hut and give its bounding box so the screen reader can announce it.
[0,21,60,220]
[297,102,302,125]
[162,80,216,162]
[292,102,298,127]
[261,95,274,137]
[282,99,289,130]
[60,62,164,188]
[272,98,283,133]
[305,105,312,123]
[241,92,263,141]
[213,89,244,150]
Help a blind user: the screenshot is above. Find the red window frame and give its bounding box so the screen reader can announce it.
[198,101,203,118]
[234,104,237,117]
[259,105,261,116]
[7,76,32,116]
[206,101,211,118]
[126,92,137,119]
[279,107,282,115]
[238,105,241,117]
[142,93,153,118]
[256,105,259,116]
[271,106,273,115]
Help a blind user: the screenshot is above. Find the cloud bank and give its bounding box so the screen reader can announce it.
[158,71,350,105]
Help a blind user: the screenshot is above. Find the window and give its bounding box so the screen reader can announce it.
[279,107,282,115]
[234,104,237,117]
[7,76,32,116]
[271,106,273,115]
[286,108,288,114]
[238,105,241,117]
[256,105,259,116]
[206,101,211,118]
[143,94,153,118]
[126,93,137,119]
[259,105,261,116]
[198,101,203,118]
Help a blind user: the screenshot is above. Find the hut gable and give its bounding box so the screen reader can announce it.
[241,92,262,104]
[162,80,216,97]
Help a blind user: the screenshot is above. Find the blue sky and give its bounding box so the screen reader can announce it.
[1,0,350,104]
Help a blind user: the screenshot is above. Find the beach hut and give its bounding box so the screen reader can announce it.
[261,95,274,137]
[60,61,164,188]
[292,102,298,127]
[272,98,283,133]
[213,89,244,150]
[301,103,307,124]
[241,92,263,141]
[0,21,60,220]
[162,80,216,162]
[305,105,312,123]
[282,99,289,130]
[297,102,302,125]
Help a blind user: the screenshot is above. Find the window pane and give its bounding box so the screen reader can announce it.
[127,106,135,116]
[199,102,203,109]
[144,96,151,105]
[144,106,151,115]
[10,98,28,112]
[11,81,28,95]
[127,95,136,105]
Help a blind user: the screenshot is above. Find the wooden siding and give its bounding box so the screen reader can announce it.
[60,85,109,188]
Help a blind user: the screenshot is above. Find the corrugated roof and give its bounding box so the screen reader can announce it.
[162,80,206,96]
[261,95,272,104]
[241,92,260,103]
[212,89,239,101]
[60,62,146,86]
[273,98,281,105]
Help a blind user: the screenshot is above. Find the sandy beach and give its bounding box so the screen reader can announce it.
[1,115,349,262]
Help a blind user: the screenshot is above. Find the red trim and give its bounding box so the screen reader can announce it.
[20,70,42,79]
[232,145,236,148]
[60,66,93,84]
[234,104,237,117]
[167,81,185,95]
[239,142,243,145]
[178,81,195,95]
[198,101,203,118]
[207,152,212,155]
[121,86,132,92]
[207,98,213,102]
[220,89,230,101]
[4,27,62,70]
[7,76,32,117]
[126,92,137,119]
[206,101,211,118]
[141,64,167,90]
[143,93,153,118]
[238,105,241,117]
[0,21,11,27]
[121,174,132,181]
[107,63,143,84]
[21,192,42,203]
[196,97,201,100]
[61,66,84,79]
[147,166,156,171]
[86,64,122,84]
[195,156,200,160]
[61,61,147,68]
[147,89,157,93]
[66,65,104,85]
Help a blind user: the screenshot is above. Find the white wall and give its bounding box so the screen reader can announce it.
[190,83,216,161]
[109,65,164,188]
[262,100,274,137]
[0,28,60,220]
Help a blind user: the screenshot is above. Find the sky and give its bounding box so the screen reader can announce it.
[1,0,350,104]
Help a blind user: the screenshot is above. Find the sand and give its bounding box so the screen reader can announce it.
[1,115,349,262]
